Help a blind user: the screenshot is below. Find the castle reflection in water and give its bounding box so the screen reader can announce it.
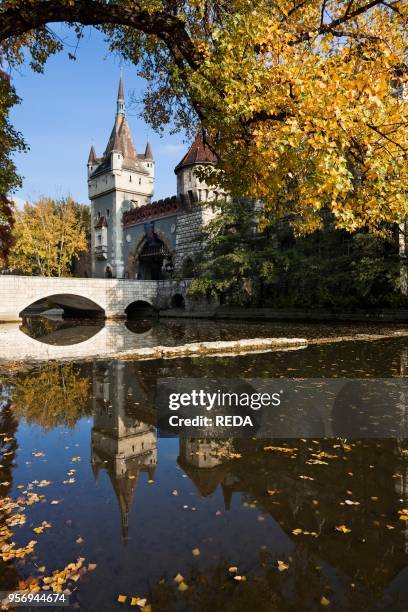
[89,360,408,566]
[90,361,240,542]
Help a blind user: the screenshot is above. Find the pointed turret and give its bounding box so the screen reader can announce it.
[88,145,96,163]
[117,76,125,116]
[144,141,153,159]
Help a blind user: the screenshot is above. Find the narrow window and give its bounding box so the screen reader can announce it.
[139,177,142,185]
[107,209,110,217]
[129,175,132,182]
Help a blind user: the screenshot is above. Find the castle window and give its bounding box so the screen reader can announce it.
[129,175,132,182]
[107,209,110,217]
[97,211,101,220]
[139,178,142,185]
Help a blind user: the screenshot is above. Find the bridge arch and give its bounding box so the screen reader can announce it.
[171,293,185,309]
[125,299,157,319]
[20,293,105,319]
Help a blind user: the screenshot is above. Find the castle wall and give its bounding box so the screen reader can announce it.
[174,203,216,275]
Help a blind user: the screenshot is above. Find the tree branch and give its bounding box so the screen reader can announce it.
[0,0,201,69]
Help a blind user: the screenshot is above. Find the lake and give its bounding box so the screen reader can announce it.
[0,318,407,611]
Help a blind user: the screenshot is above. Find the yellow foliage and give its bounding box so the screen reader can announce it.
[9,196,88,276]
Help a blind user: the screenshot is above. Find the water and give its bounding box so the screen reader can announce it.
[0,319,407,611]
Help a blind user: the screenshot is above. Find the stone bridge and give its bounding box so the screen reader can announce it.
[0,275,190,322]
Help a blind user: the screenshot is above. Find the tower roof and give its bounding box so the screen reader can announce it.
[88,145,96,163]
[88,77,155,177]
[118,76,124,99]
[144,141,153,160]
[174,133,217,173]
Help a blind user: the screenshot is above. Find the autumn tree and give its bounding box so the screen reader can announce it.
[9,196,88,277]
[10,363,91,430]
[0,70,25,263]
[0,1,407,233]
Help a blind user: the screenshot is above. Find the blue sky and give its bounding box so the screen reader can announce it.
[10,25,187,207]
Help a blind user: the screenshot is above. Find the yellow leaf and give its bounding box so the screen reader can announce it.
[277,560,289,572]
[174,574,184,583]
[335,525,351,533]
[178,581,189,592]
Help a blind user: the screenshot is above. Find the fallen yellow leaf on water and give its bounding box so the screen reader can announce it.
[76,537,83,544]
[172,490,179,496]
[147,480,155,484]
[233,575,247,581]
[320,596,331,606]
[263,446,297,453]
[178,581,189,592]
[292,528,303,536]
[192,548,200,556]
[277,560,289,572]
[136,598,147,607]
[335,525,351,533]
[130,598,139,607]
[88,563,97,570]
[228,566,238,573]
[117,594,127,603]
[173,573,184,583]
[128,475,136,480]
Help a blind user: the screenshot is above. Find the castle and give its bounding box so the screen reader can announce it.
[88,77,222,280]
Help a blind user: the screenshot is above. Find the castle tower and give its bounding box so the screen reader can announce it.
[88,77,155,278]
[91,362,157,543]
[175,133,218,205]
[174,134,224,275]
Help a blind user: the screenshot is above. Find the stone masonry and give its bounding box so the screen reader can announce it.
[0,276,190,322]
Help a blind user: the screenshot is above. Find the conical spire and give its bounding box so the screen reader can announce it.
[117,76,125,116]
[118,76,124,99]
[88,145,96,163]
[144,141,153,159]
